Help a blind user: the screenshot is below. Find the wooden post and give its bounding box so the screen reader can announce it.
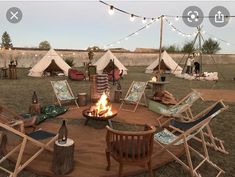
[198,26,203,74]
[158,15,164,80]
[29,103,41,114]
[52,138,75,175]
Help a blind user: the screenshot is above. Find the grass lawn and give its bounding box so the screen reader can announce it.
[0,65,235,177]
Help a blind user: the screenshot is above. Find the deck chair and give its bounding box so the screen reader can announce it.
[172,100,228,154]
[119,81,147,112]
[154,107,225,177]
[0,122,58,177]
[0,105,36,133]
[148,89,203,127]
[51,80,79,108]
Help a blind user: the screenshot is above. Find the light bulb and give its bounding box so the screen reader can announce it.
[125,37,128,40]
[171,28,176,31]
[226,43,230,46]
[142,17,146,23]
[130,14,135,22]
[134,32,138,35]
[146,25,150,29]
[108,5,114,15]
[175,16,179,21]
[117,41,121,44]
[214,38,217,41]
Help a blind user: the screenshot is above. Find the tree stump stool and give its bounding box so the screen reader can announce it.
[114,90,122,103]
[29,103,41,114]
[52,138,75,175]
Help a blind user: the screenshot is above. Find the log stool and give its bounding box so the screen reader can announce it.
[114,90,122,103]
[29,103,41,114]
[77,93,87,106]
[52,138,75,175]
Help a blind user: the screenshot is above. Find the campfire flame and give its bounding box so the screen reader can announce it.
[89,92,113,117]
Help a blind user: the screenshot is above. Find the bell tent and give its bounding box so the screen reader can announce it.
[28,49,71,77]
[145,50,182,75]
[93,50,128,75]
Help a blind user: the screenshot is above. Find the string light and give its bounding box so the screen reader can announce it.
[142,17,147,24]
[108,5,114,15]
[100,0,235,23]
[150,18,155,23]
[164,17,196,38]
[104,19,157,48]
[130,14,135,22]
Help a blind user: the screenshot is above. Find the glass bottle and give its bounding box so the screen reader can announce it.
[58,120,68,144]
[32,91,38,104]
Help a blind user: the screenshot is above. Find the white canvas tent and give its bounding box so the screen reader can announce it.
[93,50,128,75]
[145,51,182,74]
[28,49,71,77]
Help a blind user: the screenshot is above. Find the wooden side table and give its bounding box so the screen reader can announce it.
[114,90,122,103]
[148,81,170,95]
[52,138,75,175]
[29,103,41,114]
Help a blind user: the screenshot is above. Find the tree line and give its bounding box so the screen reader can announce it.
[1,31,221,54]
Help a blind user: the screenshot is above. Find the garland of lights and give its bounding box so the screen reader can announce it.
[104,19,158,48]
[101,0,235,48]
[99,0,234,22]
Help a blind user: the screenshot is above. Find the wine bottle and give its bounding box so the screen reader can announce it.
[58,120,68,144]
[32,91,38,104]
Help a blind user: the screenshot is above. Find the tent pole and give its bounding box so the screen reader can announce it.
[157,15,164,80]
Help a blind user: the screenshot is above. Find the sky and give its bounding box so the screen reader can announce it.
[0,1,235,53]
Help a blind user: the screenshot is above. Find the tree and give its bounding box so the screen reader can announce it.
[202,38,221,54]
[181,41,195,53]
[164,44,181,53]
[1,31,13,49]
[39,41,51,49]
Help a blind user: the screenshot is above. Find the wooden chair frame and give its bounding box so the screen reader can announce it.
[106,125,156,177]
[51,80,79,108]
[155,89,204,127]
[119,81,147,112]
[154,116,224,177]
[0,105,37,133]
[0,122,58,177]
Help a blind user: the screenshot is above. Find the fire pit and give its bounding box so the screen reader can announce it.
[82,92,117,127]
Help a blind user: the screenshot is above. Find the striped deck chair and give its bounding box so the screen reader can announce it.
[154,105,225,177]
[51,80,79,108]
[119,81,147,112]
[148,89,203,126]
[172,100,228,154]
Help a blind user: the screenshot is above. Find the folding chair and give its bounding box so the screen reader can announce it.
[0,122,58,177]
[173,100,228,154]
[148,89,203,126]
[154,107,225,177]
[0,105,36,133]
[51,80,79,108]
[119,81,147,112]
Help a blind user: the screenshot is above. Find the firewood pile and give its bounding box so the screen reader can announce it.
[153,90,177,105]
